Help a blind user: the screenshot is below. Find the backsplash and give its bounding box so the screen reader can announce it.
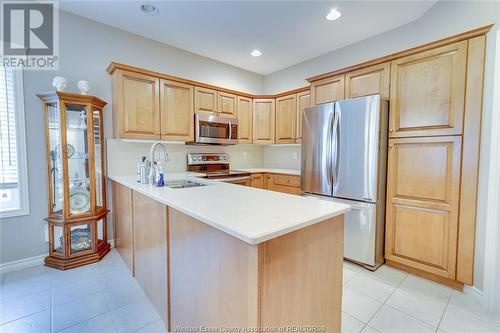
[106,139,265,176]
[263,145,301,169]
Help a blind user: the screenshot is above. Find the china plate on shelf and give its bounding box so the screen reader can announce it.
[69,189,90,214]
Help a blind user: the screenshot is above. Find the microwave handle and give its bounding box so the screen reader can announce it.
[228,120,232,142]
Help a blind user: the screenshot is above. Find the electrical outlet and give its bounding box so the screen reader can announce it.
[292,152,298,160]
[243,152,248,159]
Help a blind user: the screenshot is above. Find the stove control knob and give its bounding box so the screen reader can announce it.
[223,156,228,160]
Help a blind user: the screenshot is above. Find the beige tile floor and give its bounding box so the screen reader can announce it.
[1,249,499,333]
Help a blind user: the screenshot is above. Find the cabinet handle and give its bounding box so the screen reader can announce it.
[389,144,394,148]
[389,128,394,133]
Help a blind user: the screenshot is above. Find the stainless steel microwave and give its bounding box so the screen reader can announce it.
[190,113,238,145]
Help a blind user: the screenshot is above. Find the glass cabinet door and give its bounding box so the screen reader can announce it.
[64,103,91,217]
[47,103,64,215]
[92,108,104,211]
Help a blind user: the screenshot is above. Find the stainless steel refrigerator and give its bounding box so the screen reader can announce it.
[301,94,388,270]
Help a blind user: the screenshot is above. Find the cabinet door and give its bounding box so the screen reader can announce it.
[251,173,264,188]
[194,87,218,115]
[253,99,275,144]
[112,182,134,274]
[160,79,194,141]
[296,90,310,143]
[385,136,462,279]
[218,91,237,118]
[345,62,390,99]
[264,173,273,190]
[310,74,344,105]
[237,96,253,144]
[133,191,168,325]
[119,71,160,139]
[389,41,467,137]
[275,94,296,144]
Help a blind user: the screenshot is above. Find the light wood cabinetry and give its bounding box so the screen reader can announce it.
[389,41,467,138]
[218,91,237,117]
[113,182,134,274]
[275,94,296,144]
[270,174,302,195]
[194,86,218,115]
[250,173,264,188]
[295,90,310,143]
[250,173,301,195]
[111,69,194,142]
[345,62,390,99]
[310,74,344,105]
[264,173,274,190]
[385,136,462,279]
[132,191,169,325]
[253,99,275,144]
[237,96,253,144]
[160,79,194,141]
[113,70,160,140]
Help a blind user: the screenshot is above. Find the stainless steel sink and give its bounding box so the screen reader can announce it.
[164,180,207,189]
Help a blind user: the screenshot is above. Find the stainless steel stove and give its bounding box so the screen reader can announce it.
[187,153,251,185]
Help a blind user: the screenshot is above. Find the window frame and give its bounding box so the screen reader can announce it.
[0,68,29,218]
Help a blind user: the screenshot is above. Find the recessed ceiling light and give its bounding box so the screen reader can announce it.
[326,9,341,21]
[141,4,159,15]
[251,49,262,57]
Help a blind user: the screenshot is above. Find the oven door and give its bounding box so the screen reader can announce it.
[195,114,238,145]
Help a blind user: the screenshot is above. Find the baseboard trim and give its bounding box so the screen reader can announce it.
[1,239,115,275]
[0,254,46,274]
[464,285,484,302]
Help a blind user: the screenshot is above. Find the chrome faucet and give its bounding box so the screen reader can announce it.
[147,142,169,185]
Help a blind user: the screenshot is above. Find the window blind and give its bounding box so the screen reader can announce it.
[0,67,18,186]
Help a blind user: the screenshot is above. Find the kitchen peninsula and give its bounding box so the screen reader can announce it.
[110,174,350,332]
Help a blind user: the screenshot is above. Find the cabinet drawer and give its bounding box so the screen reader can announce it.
[272,174,300,187]
[272,184,301,195]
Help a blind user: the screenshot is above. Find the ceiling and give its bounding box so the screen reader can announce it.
[60,1,437,75]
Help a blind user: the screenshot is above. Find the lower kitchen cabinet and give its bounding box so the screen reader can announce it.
[113,182,134,274]
[132,191,169,325]
[385,136,462,281]
[251,173,301,195]
[251,173,264,188]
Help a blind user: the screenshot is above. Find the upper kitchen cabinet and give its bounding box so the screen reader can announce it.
[112,69,160,140]
[310,74,344,105]
[275,94,296,144]
[253,99,275,144]
[345,62,390,99]
[160,79,194,141]
[389,41,467,138]
[218,92,237,118]
[237,96,253,144]
[194,87,218,115]
[296,90,311,143]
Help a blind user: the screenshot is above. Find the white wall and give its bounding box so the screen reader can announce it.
[0,10,264,264]
[263,1,500,293]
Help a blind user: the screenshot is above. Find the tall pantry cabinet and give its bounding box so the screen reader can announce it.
[385,37,485,286]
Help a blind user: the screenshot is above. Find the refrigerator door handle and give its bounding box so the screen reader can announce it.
[331,107,340,189]
[326,111,334,189]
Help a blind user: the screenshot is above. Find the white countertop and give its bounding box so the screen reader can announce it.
[109,174,350,245]
[233,168,301,176]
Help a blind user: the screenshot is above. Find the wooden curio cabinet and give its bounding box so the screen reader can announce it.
[38,91,110,270]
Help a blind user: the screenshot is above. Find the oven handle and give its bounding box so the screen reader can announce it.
[216,176,251,183]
